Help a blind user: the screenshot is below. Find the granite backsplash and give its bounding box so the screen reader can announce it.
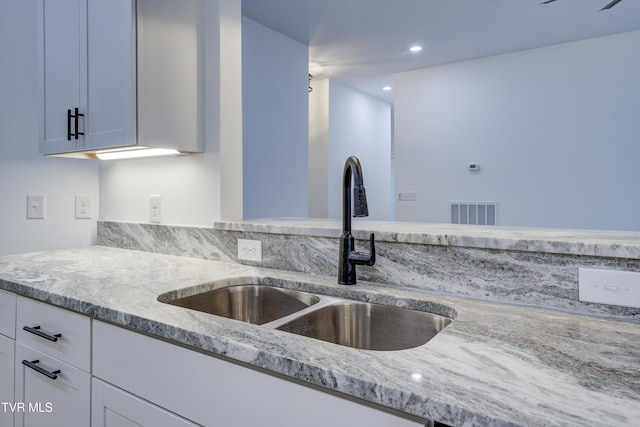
[97,221,640,321]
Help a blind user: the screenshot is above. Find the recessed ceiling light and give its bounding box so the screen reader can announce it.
[410,45,423,53]
[382,86,392,91]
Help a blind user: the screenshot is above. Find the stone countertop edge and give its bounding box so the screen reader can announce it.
[1,246,639,427]
[213,218,640,259]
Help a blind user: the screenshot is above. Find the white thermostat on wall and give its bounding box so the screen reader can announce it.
[468,164,480,171]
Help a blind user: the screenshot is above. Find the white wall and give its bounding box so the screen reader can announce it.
[242,17,309,219]
[100,0,243,225]
[310,80,393,220]
[0,1,99,256]
[395,30,640,231]
[323,80,392,221]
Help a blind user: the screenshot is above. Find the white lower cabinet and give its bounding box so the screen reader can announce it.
[93,321,424,427]
[92,378,198,427]
[4,297,425,426]
[0,289,16,339]
[13,297,92,427]
[0,290,16,426]
[14,343,90,427]
[0,334,15,427]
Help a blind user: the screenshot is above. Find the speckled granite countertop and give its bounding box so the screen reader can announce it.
[215,218,640,259]
[1,246,639,426]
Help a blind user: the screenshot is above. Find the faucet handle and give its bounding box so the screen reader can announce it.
[365,233,376,266]
[348,233,376,266]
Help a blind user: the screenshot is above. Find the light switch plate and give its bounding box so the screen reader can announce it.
[397,191,417,202]
[27,195,45,219]
[579,268,640,309]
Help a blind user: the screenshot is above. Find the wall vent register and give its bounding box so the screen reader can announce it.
[450,202,498,226]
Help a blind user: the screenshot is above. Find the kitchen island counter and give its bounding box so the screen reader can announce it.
[1,246,638,426]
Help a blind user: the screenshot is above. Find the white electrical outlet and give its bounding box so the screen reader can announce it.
[27,195,45,219]
[150,195,161,223]
[75,195,92,219]
[579,268,640,309]
[237,239,263,262]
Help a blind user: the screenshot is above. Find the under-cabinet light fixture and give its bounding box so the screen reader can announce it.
[409,45,423,53]
[382,86,392,91]
[95,147,184,160]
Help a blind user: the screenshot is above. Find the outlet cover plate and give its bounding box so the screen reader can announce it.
[238,239,263,262]
[75,195,92,219]
[150,195,161,223]
[579,268,640,309]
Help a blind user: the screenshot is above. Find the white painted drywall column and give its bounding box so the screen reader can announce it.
[326,80,392,221]
[242,17,309,219]
[0,1,98,256]
[309,79,392,221]
[218,0,243,221]
[308,78,330,218]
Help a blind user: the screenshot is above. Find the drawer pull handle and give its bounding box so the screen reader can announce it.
[23,325,62,342]
[22,359,61,380]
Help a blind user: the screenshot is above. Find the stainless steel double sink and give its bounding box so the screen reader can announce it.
[158,283,451,351]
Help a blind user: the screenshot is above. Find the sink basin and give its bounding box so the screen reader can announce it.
[163,285,320,325]
[277,302,451,351]
[160,280,452,351]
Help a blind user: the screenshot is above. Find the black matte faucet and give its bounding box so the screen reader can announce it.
[338,156,375,285]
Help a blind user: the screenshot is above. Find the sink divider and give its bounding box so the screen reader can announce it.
[260,295,345,329]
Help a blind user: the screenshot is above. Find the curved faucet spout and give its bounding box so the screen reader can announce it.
[342,156,368,232]
[339,156,375,285]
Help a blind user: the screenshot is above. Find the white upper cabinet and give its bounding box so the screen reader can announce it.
[84,0,135,153]
[38,0,87,154]
[38,0,203,158]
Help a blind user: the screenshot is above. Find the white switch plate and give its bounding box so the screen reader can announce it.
[579,268,640,309]
[150,195,161,223]
[75,195,92,219]
[397,191,417,202]
[238,239,262,262]
[27,195,45,219]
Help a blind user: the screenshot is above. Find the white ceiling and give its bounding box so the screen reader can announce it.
[242,0,640,103]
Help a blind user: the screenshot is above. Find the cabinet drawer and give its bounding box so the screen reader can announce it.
[15,342,90,427]
[0,289,16,338]
[16,297,90,371]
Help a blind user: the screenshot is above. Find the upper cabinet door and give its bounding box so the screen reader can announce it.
[38,0,204,157]
[85,0,135,151]
[38,0,135,155]
[38,0,87,154]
